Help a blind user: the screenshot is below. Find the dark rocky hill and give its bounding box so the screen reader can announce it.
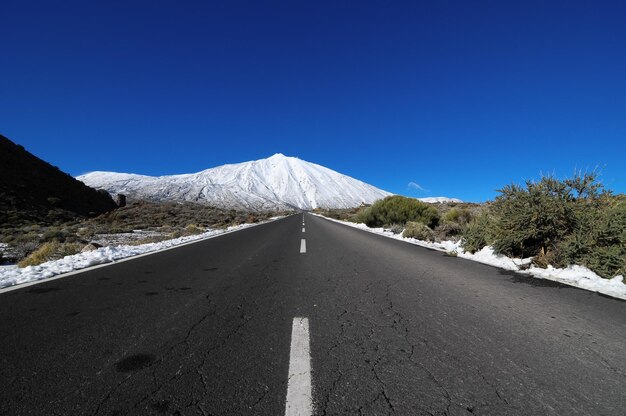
[0,134,118,226]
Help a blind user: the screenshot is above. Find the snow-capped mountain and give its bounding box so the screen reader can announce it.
[77,153,394,211]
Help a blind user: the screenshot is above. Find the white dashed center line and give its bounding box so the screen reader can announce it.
[285,317,312,416]
[300,239,306,253]
[302,228,305,233]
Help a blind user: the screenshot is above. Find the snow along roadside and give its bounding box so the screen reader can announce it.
[0,217,286,292]
[313,214,626,301]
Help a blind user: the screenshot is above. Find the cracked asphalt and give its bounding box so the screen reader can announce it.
[1,213,625,415]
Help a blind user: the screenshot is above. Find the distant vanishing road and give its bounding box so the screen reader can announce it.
[1,214,624,415]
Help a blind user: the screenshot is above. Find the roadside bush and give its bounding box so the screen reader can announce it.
[18,241,82,267]
[356,196,440,228]
[443,208,473,225]
[57,242,83,258]
[184,224,204,235]
[461,213,495,254]
[490,176,578,258]
[461,172,625,278]
[402,221,435,241]
[562,195,625,278]
[433,222,462,241]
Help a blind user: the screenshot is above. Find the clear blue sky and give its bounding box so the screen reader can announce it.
[2,0,624,202]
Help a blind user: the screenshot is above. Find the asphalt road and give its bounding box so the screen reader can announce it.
[1,213,624,415]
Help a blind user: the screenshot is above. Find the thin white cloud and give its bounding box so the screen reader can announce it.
[407,181,428,192]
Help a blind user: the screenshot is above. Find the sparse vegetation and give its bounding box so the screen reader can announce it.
[0,199,291,266]
[88,200,278,231]
[355,195,440,228]
[316,200,484,243]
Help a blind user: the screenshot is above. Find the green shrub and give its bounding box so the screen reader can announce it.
[402,221,435,241]
[562,195,625,278]
[443,208,473,225]
[461,172,625,278]
[461,213,495,254]
[356,196,440,228]
[490,176,578,258]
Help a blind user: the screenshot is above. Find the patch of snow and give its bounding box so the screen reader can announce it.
[418,197,463,203]
[314,214,626,301]
[91,230,165,246]
[0,265,17,272]
[0,242,9,255]
[0,217,284,291]
[0,243,16,266]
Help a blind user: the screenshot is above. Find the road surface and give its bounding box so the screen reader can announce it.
[1,213,624,415]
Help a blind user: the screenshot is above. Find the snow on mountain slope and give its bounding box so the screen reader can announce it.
[77,154,394,210]
[418,197,463,203]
